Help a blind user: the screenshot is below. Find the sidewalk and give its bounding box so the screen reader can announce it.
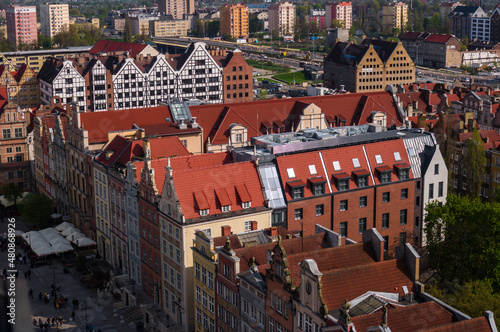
[0,216,132,332]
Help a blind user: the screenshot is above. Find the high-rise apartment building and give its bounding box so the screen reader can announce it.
[325,2,352,29]
[268,2,296,37]
[6,5,37,49]
[158,0,195,20]
[220,4,249,38]
[40,3,70,38]
[382,2,408,33]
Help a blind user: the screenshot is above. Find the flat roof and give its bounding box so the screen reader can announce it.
[4,46,92,57]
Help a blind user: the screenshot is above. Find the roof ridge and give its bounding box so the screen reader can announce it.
[173,160,252,173]
[352,301,439,320]
[321,257,399,275]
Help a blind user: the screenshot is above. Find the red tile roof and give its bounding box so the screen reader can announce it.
[321,258,414,311]
[190,91,404,147]
[148,136,190,159]
[423,316,492,332]
[286,242,378,286]
[90,40,151,58]
[79,106,201,144]
[362,140,413,185]
[172,161,266,220]
[401,32,424,41]
[459,130,500,147]
[351,301,455,332]
[425,34,455,44]
[169,152,232,171]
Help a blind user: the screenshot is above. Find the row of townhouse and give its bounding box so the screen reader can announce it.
[0,63,40,109]
[32,87,447,331]
[36,41,253,113]
[193,226,497,332]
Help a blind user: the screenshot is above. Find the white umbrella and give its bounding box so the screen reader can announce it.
[61,227,79,237]
[48,237,69,246]
[22,231,44,244]
[30,238,51,249]
[55,221,74,232]
[51,242,73,254]
[44,233,65,242]
[39,228,59,237]
[75,237,97,247]
[33,245,54,257]
[67,232,84,243]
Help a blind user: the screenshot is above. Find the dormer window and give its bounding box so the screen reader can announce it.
[313,183,325,195]
[309,177,327,196]
[288,180,306,199]
[222,205,231,212]
[376,166,392,184]
[200,209,209,216]
[242,201,251,209]
[395,163,411,180]
[357,175,368,187]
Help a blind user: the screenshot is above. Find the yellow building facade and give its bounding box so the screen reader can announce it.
[382,2,408,33]
[192,230,217,332]
[149,20,189,37]
[0,63,39,108]
[220,4,249,38]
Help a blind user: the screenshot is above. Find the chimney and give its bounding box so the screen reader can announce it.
[191,117,199,128]
[221,225,231,236]
[270,226,278,237]
[250,221,258,231]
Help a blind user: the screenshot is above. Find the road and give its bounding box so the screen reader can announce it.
[417,67,500,86]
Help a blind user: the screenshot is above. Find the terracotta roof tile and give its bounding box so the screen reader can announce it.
[90,40,150,57]
[321,258,414,311]
[172,161,265,220]
[362,140,413,185]
[351,301,455,332]
[425,34,455,44]
[423,316,492,332]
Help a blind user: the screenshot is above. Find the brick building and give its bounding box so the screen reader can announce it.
[220,50,253,103]
[324,39,415,93]
[0,64,40,109]
[401,32,461,68]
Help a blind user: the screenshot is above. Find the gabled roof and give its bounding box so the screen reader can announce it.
[449,6,481,16]
[459,130,500,150]
[423,316,492,331]
[171,160,266,220]
[37,57,64,83]
[363,140,413,185]
[351,301,455,331]
[321,258,414,311]
[360,39,398,63]
[90,40,152,58]
[400,32,424,41]
[96,135,140,167]
[325,41,369,66]
[425,34,456,44]
[79,106,201,144]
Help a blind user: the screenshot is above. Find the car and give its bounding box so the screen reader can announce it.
[460,77,470,83]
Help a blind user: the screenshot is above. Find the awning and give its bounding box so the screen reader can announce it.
[33,245,54,257]
[61,227,79,237]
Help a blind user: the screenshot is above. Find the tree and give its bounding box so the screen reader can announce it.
[249,15,263,33]
[331,19,345,29]
[21,193,52,229]
[2,184,23,211]
[124,16,133,43]
[464,128,486,197]
[313,3,323,10]
[461,36,469,51]
[69,8,81,17]
[425,194,500,288]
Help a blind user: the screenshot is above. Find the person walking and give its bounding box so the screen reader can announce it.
[39,292,42,302]
[29,288,33,299]
[27,269,31,280]
[51,316,56,326]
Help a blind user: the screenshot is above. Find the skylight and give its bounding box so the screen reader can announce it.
[375,155,383,164]
[333,161,341,171]
[352,158,361,168]
[394,151,401,161]
[287,168,296,178]
[308,165,317,175]
[169,101,192,124]
[408,148,415,157]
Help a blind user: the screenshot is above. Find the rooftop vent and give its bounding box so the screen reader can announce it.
[178,119,188,130]
[191,117,199,128]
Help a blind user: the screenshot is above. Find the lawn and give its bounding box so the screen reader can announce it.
[272,71,310,84]
[256,77,282,84]
[246,59,290,73]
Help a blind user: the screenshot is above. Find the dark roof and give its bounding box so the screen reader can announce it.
[326,41,368,66]
[449,6,480,16]
[37,57,64,83]
[400,32,423,41]
[90,40,151,57]
[360,39,398,62]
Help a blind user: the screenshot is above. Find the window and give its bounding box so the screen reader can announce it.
[276,296,282,314]
[3,129,11,139]
[359,196,367,208]
[340,222,347,237]
[429,183,434,199]
[399,168,409,180]
[313,183,325,196]
[400,209,407,225]
[245,221,252,232]
[382,213,389,229]
[380,171,391,183]
[200,209,209,216]
[196,285,201,302]
[292,187,304,199]
[454,165,458,174]
[340,200,348,211]
[270,291,274,308]
[434,164,439,175]
[359,218,367,234]
[382,192,390,203]
[298,312,303,329]
[195,262,200,279]
[399,232,407,245]
[14,128,23,138]
[357,176,368,188]
[294,208,303,220]
[315,204,324,216]
[269,317,274,331]
[242,201,251,209]
[438,182,444,197]
[401,188,408,200]
[337,178,349,191]
[222,205,231,212]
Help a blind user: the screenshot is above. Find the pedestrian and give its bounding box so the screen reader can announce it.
[24,271,27,279]
[39,292,42,301]
[51,316,56,326]
[32,318,37,327]
[72,298,76,309]
[58,315,63,326]
[19,256,22,265]
[29,288,33,299]
[75,298,79,309]
[71,311,75,321]
[27,269,31,280]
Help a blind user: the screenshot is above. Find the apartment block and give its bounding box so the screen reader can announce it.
[220,4,249,39]
[268,2,295,37]
[324,39,415,93]
[449,6,484,40]
[470,8,490,42]
[40,3,70,38]
[149,19,189,37]
[382,2,408,33]
[6,5,37,49]
[158,0,194,20]
[325,2,352,29]
[491,8,500,44]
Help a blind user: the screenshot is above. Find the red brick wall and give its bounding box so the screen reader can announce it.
[287,195,331,234]
[222,51,253,103]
